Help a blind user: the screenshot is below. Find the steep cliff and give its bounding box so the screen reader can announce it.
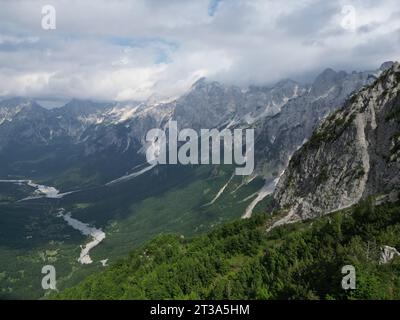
[273,63,400,224]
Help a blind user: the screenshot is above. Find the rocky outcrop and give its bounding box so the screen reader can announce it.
[273,63,400,223]
[380,245,400,264]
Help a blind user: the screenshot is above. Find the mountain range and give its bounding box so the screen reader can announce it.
[0,63,391,187]
[55,62,400,300]
[0,61,399,299]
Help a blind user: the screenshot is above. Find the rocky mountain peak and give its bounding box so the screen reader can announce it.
[380,61,395,71]
[0,98,45,125]
[60,99,110,116]
[272,62,400,225]
[190,77,209,90]
[0,97,42,109]
[272,79,299,92]
[315,68,338,80]
[310,68,347,97]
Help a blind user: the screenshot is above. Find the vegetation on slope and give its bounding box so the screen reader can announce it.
[0,165,264,299]
[56,198,400,300]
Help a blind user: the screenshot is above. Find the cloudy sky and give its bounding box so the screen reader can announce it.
[0,0,399,103]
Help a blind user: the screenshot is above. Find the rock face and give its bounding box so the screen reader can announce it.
[273,63,400,223]
[172,77,304,131]
[380,245,400,264]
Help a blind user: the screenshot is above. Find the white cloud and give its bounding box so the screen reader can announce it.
[0,0,399,102]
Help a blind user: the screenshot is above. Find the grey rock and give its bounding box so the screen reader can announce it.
[273,63,400,223]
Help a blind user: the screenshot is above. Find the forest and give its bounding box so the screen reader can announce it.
[56,197,400,300]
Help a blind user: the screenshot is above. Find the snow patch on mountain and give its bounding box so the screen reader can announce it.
[205,174,234,206]
[105,164,156,186]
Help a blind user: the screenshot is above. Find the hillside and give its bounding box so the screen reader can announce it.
[56,199,400,300]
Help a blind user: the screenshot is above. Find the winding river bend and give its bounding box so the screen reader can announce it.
[0,179,75,200]
[0,179,106,265]
[57,209,106,265]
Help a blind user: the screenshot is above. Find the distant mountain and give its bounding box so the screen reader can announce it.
[172,77,304,130]
[0,64,391,190]
[0,76,302,187]
[273,62,400,224]
[0,98,45,124]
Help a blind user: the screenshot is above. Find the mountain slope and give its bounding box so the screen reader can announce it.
[55,199,400,300]
[273,63,400,223]
[253,64,390,182]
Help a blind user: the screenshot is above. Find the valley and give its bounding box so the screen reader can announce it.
[0,62,398,299]
[56,208,106,265]
[0,164,267,298]
[1,0,400,304]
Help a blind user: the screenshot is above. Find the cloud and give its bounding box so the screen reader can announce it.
[0,0,399,102]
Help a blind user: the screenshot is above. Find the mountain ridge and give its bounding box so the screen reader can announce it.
[0,63,390,188]
[272,62,400,225]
